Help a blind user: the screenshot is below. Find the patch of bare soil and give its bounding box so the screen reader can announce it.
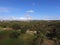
[42,39,56,45]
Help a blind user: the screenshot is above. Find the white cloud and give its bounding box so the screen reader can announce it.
[19,17,32,20]
[26,10,34,13]
[0,7,9,13]
[0,15,32,21]
[39,15,60,20]
[0,15,60,21]
[19,17,25,19]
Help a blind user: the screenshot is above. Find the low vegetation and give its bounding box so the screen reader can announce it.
[0,20,60,45]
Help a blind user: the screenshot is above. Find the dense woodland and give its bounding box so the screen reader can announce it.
[0,20,60,45]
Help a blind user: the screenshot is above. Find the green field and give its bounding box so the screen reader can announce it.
[0,30,36,45]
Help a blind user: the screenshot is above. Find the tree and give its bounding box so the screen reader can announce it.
[11,23,21,30]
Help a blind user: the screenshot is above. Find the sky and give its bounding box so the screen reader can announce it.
[0,0,60,20]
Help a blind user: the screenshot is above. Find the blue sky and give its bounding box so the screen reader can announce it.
[0,0,60,20]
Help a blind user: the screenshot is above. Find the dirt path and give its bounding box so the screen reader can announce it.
[41,39,56,45]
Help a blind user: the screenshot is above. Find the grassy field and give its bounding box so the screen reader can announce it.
[0,30,36,45]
